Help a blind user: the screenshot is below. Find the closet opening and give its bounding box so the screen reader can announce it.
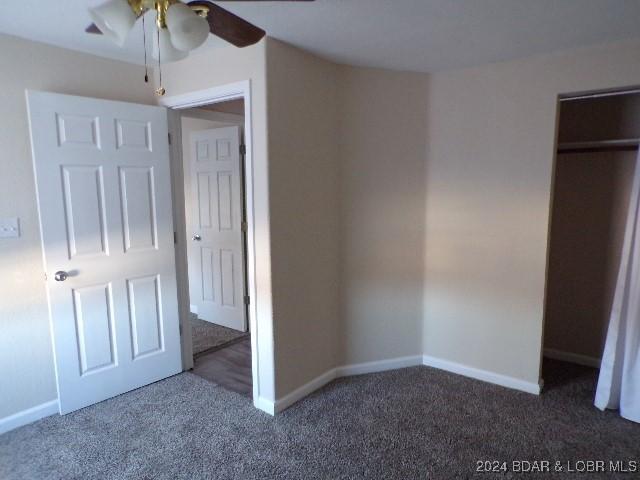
[541,88,640,393]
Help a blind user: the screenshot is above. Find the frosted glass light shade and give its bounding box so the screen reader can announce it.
[89,0,136,47]
[153,28,188,62]
[166,3,209,51]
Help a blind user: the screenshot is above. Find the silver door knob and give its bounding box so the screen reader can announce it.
[192,234,202,241]
[54,271,68,282]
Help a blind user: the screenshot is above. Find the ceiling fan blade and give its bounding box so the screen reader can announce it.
[188,1,266,47]
[85,23,103,34]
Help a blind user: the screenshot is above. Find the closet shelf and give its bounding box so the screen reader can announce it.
[557,138,640,154]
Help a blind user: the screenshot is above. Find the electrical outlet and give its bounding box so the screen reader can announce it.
[0,218,20,238]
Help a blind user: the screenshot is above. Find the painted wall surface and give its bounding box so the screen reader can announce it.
[266,40,341,396]
[160,41,276,401]
[0,33,155,419]
[423,39,640,384]
[337,66,428,365]
[544,152,636,359]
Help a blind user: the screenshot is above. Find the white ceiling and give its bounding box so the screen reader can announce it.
[0,1,639,73]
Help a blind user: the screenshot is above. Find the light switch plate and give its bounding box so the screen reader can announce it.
[0,217,20,238]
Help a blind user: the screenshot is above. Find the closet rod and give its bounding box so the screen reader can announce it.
[559,87,640,102]
[557,139,640,154]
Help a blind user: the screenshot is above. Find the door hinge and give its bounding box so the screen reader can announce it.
[241,221,248,232]
[244,295,250,305]
[44,272,48,281]
[174,231,177,244]
[179,323,183,336]
[168,132,172,145]
[239,143,246,155]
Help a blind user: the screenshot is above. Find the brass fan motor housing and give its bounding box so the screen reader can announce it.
[126,0,205,28]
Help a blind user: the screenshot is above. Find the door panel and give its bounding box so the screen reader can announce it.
[127,275,163,359]
[115,119,151,151]
[62,166,108,258]
[27,91,181,414]
[72,283,116,375]
[57,114,100,148]
[220,249,236,307]
[119,166,157,252]
[217,172,234,230]
[189,127,246,331]
[201,247,215,302]
[197,172,213,228]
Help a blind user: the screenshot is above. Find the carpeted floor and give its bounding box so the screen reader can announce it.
[1,360,638,479]
[190,314,248,356]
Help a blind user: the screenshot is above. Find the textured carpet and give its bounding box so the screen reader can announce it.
[190,314,248,356]
[1,360,638,479]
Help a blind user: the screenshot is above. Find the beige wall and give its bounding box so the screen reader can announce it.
[266,40,341,396]
[337,66,428,365]
[0,33,155,419]
[265,43,429,395]
[423,39,640,384]
[202,99,244,116]
[544,151,636,359]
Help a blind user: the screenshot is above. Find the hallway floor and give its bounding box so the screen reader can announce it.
[192,336,252,396]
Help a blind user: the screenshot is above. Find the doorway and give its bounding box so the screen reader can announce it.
[541,88,640,392]
[181,99,251,396]
[161,81,262,405]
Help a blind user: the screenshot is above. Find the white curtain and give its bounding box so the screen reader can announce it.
[595,148,640,423]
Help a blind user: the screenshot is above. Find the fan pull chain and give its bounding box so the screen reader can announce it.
[156,26,165,96]
[142,14,149,83]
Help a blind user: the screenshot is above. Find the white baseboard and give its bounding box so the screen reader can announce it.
[0,400,58,435]
[273,355,424,413]
[422,355,541,395]
[253,396,275,416]
[544,348,601,368]
[1,355,544,430]
[274,368,338,413]
[271,353,542,413]
[335,355,423,377]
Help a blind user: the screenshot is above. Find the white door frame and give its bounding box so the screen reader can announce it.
[159,81,261,406]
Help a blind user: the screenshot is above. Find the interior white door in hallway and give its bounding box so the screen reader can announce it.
[189,126,247,332]
[27,91,182,414]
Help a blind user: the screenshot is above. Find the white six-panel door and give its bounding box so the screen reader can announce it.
[27,91,181,414]
[189,127,247,331]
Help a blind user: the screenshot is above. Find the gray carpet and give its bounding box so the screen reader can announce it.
[1,360,638,479]
[190,314,248,356]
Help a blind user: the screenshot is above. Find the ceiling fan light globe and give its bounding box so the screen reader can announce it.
[88,0,136,47]
[166,3,210,52]
[153,28,189,63]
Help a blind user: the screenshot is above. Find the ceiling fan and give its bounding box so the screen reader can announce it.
[86,0,313,94]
